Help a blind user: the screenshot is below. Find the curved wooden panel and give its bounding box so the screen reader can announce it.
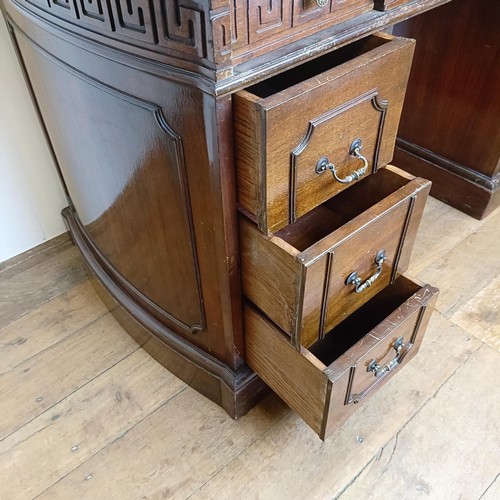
[14,29,205,334]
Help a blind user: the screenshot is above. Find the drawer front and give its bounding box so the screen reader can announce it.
[244,277,439,440]
[234,34,416,234]
[232,0,373,60]
[240,167,431,348]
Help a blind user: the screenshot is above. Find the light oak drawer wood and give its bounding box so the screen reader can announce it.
[245,276,439,440]
[240,166,431,348]
[234,33,415,234]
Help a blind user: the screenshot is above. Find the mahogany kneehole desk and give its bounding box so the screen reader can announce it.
[1,0,447,439]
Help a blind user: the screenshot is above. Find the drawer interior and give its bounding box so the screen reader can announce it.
[246,35,392,99]
[308,275,422,365]
[244,275,438,439]
[240,165,430,347]
[274,167,413,252]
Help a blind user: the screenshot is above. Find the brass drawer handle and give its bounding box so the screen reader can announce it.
[315,138,369,184]
[367,336,409,377]
[349,336,411,404]
[345,249,386,293]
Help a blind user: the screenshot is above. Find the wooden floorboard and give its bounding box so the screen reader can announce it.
[0,246,88,329]
[0,233,70,279]
[0,282,108,376]
[0,350,186,499]
[0,313,138,442]
[417,208,500,318]
[0,198,498,499]
[38,392,288,500]
[336,343,500,500]
[187,312,483,500]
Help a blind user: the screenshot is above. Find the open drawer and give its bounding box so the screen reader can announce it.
[234,32,415,234]
[245,276,439,440]
[240,166,431,348]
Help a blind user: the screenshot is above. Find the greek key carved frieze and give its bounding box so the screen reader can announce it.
[15,0,227,65]
[15,0,375,70]
[162,1,208,57]
[231,0,373,53]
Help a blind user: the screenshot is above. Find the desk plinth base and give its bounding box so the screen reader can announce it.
[62,207,267,419]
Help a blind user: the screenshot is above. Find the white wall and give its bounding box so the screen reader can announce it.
[0,18,68,263]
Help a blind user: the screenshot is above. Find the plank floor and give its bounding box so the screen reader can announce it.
[0,198,499,500]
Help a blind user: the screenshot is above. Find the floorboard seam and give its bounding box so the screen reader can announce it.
[183,408,291,500]
[0,233,71,277]
[32,385,189,499]
[0,268,89,330]
[0,344,141,444]
[333,342,482,499]
[0,309,110,376]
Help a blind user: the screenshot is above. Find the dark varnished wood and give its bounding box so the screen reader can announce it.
[245,277,439,439]
[231,0,373,62]
[1,0,447,423]
[10,23,246,367]
[240,166,430,348]
[16,31,205,335]
[393,0,500,219]
[63,207,268,418]
[6,0,233,77]
[374,0,412,11]
[218,0,450,94]
[2,0,451,87]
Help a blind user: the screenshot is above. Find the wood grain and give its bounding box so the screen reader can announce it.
[417,208,500,317]
[0,349,185,499]
[406,196,486,275]
[374,0,411,11]
[234,34,415,233]
[245,278,438,439]
[244,304,329,436]
[240,169,430,347]
[38,389,288,499]
[0,196,497,497]
[0,313,138,441]
[393,0,500,219]
[239,215,299,335]
[233,90,265,218]
[234,0,373,61]
[451,275,500,352]
[337,344,500,500]
[0,281,107,375]
[190,311,483,499]
[0,246,88,329]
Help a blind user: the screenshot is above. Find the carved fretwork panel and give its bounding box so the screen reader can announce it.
[293,1,377,27]
[51,0,74,14]
[11,0,376,73]
[161,1,209,57]
[231,0,374,59]
[247,0,292,43]
[231,0,248,48]
[11,0,233,70]
[112,0,156,42]
[24,0,50,9]
[210,4,233,63]
[293,0,331,26]
[77,0,114,30]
